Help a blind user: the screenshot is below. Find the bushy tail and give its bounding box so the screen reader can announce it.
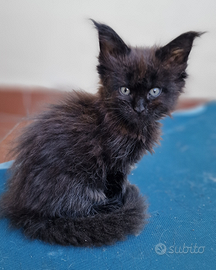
[1,185,147,247]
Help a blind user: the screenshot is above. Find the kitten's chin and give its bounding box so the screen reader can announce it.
[135,110,151,122]
[126,114,150,131]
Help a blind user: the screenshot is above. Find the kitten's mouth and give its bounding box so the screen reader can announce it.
[134,108,148,117]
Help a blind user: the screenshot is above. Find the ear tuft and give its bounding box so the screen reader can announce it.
[156,31,205,65]
[90,19,130,59]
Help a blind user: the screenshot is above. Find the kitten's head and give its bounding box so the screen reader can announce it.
[92,20,202,127]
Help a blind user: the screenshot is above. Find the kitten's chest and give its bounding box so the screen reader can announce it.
[102,128,146,168]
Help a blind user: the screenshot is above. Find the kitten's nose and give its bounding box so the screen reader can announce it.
[134,98,145,113]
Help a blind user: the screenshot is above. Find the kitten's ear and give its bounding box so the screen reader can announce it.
[91,19,131,59]
[156,31,204,65]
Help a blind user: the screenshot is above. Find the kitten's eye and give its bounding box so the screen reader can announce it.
[148,88,162,99]
[120,87,130,95]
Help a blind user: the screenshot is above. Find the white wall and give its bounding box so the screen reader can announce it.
[0,0,216,98]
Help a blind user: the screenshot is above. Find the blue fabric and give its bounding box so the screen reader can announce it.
[0,102,216,270]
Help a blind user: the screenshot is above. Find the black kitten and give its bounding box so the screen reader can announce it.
[0,20,202,247]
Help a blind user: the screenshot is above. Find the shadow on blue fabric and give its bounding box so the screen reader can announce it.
[0,102,216,270]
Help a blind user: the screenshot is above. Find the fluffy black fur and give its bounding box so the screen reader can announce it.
[0,21,202,247]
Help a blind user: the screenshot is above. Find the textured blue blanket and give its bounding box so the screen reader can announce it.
[0,102,216,270]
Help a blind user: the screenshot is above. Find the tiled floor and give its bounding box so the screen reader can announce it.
[0,86,208,164]
[0,87,64,163]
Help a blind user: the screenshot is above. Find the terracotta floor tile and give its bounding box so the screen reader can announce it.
[0,87,65,163]
[0,90,26,116]
[0,114,23,140]
[0,119,30,163]
[175,98,209,111]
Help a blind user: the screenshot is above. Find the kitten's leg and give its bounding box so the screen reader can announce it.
[105,171,127,198]
[87,171,126,215]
